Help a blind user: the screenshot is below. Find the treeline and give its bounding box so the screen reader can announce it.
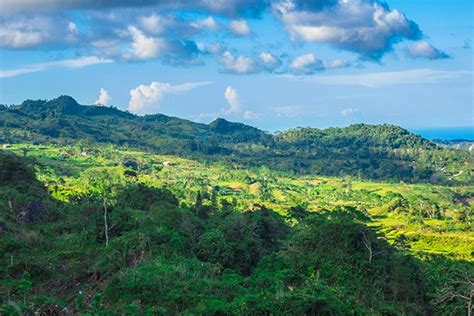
[0,152,472,314]
[0,96,472,184]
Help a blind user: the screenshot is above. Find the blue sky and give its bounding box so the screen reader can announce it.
[0,0,472,131]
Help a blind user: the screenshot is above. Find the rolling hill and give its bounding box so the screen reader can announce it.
[1,96,472,184]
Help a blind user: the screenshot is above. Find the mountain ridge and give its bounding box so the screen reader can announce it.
[3,95,427,139]
[1,96,472,184]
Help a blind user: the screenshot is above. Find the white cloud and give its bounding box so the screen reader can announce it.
[191,17,218,31]
[273,0,421,59]
[95,88,112,106]
[0,0,441,75]
[68,22,78,34]
[198,42,225,54]
[0,56,113,78]
[230,19,251,36]
[139,14,167,35]
[223,86,241,114]
[219,51,282,74]
[128,81,212,115]
[290,53,324,74]
[221,86,260,119]
[221,51,258,74]
[407,41,449,60]
[126,26,167,60]
[323,59,348,69]
[259,52,282,71]
[283,68,471,87]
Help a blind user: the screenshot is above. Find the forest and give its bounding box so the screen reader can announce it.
[0,96,472,314]
[0,141,472,315]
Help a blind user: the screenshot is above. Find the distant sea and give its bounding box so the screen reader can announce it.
[410,127,474,141]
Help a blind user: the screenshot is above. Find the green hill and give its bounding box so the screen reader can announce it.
[1,96,472,184]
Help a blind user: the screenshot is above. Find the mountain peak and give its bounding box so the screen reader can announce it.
[16,95,81,116]
[208,118,271,142]
[48,95,80,109]
[209,118,252,133]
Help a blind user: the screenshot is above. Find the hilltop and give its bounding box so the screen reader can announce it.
[1,96,472,184]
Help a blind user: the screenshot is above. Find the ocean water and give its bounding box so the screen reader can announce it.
[410,127,474,141]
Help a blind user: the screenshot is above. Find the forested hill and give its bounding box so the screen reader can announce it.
[1,96,472,184]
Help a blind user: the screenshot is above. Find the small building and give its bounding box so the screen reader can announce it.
[2,144,11,149]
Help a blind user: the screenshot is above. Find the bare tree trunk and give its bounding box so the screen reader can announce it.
[361,231,373,263]
[468,296,472,316]
[103,197,109,247]
[8,196,13,213]
[361,231,382,264]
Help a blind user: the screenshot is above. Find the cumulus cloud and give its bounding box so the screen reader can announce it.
[95,88,112,106]
[0,0,443,72]
[230,19,251,36]
[290,53,324,74]
[407,41,449,60]
[118,26,202,64]
[128,81,212,115]
[273,0,422,59]
[220,51,258,74]
[126,26,167,60]
[223,86,242,114]
[220,50,345,75]
[221,86,260,119]
[219,50,283,74]
[0,56,113,78]
[259,52,282,71]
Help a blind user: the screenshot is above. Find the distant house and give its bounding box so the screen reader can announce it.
[2,144,11,149]
[80,151,89,157]
[162,161,173,166]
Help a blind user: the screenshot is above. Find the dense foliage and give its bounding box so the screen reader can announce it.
[1,96,472,184]
[0,146,472,315]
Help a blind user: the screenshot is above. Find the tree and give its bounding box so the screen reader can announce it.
[360,229,383,264]
[82,168,123,247]
[435,270,473,316]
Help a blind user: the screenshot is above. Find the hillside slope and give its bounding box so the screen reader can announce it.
[0,96,472,184]
[1,146,472,314]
